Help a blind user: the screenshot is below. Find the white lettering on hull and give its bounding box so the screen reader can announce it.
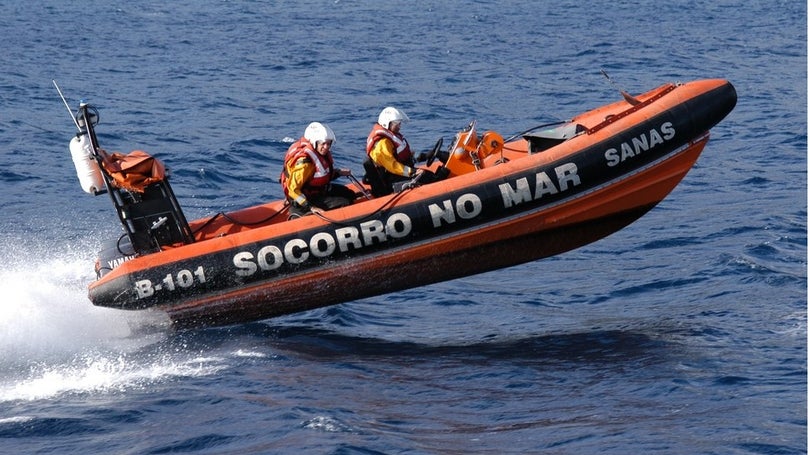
[604,122,676,167]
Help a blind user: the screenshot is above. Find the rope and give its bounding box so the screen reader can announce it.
[311,186,414,226]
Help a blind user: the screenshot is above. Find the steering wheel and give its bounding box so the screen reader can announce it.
[425,137,444,167]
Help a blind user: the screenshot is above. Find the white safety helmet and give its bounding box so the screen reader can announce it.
[377,106,409,129]
[304,122,336,146]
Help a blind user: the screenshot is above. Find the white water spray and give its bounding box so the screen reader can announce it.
[0,255,148,362]
[0,247,200,401]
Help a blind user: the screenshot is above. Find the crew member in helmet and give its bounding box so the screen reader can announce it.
[281,122,355,219]
[363,106,426,197]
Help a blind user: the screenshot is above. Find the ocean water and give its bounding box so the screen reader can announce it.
[0,1,805,454]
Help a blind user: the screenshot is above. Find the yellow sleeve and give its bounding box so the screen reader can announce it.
[286,158,316,205]
[369,138,413,177]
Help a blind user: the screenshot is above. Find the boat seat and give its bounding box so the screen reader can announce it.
[524,122,585,154]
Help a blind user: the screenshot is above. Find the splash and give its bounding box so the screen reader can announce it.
[0,352,228,401]
[0,247,186,401]
[0,254,161,363]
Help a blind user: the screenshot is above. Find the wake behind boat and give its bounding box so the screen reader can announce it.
[63,78,737,329]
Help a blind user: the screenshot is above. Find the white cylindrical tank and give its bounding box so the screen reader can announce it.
[69,134,105,194]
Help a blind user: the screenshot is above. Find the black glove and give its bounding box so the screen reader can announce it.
[414,169,436,184]
[293,200,312,213]
[415,152,428,162]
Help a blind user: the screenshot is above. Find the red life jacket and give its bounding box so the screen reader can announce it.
[365,123,412,164]
[280,137,334,198]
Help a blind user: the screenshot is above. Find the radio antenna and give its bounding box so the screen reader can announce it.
[53,79,81,131]
[600,69,641,106]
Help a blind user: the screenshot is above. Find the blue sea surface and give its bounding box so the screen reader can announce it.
[0,1,805,454]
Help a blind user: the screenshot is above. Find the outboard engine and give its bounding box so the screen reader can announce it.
[70,102,195,270]
[94,234,136,278]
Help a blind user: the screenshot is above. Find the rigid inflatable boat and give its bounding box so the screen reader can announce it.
[66,78,736,329]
